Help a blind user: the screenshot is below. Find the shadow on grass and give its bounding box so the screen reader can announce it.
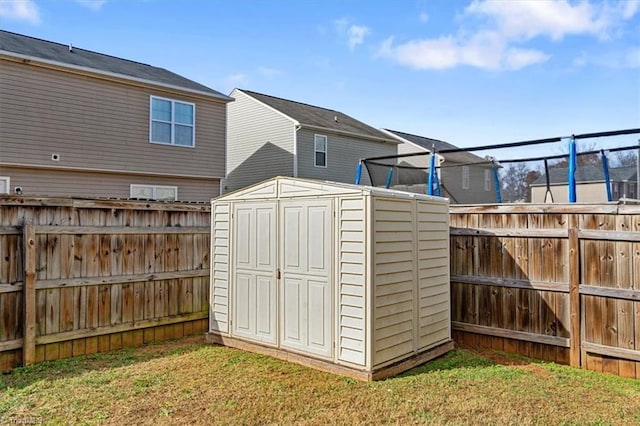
[0,337,208,392]
[397,348,543,380]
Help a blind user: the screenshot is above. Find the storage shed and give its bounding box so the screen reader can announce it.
[206,177,453,380]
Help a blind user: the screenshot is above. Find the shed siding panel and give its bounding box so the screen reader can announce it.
[0,60,226,179]
[297,129,396,186]
[225,90,294,193]
[416,200,451,349]
[337,197,367,366]
[372,197,415,366]
[0,166,219,201]
[211,203,230,333]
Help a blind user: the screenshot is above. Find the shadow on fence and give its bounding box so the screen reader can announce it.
[450,204,640,379]
[0,196,211,372]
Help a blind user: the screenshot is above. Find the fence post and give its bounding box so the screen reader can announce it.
[568,225,581,367]
[23,224,36,366]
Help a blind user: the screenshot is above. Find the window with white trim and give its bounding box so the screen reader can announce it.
[484,169,491,191]
[130,184,178,201]
[314,134,327,167]
[150,96,195,147]
[462,166,470,190]
[0,177,9,194]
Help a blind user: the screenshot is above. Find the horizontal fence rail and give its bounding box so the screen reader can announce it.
[0,196,211,372]
[449,204,640,379]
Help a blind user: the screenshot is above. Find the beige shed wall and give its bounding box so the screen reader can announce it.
[0,166,219,202]
[372,197,415,366]
[0,59,226,180]
[210,202,230,333]
[336,196,367,366]
[416,201,450,349]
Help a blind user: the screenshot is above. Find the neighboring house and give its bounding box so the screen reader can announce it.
[381,129,497,204]
[530,165,638,203]
[0,30,232,201]
[224,89,398,193]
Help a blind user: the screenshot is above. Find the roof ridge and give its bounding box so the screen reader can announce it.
[240,89,342,114]
[0,29,155,69]
[385,128,459,148]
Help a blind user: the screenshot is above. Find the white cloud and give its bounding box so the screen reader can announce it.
[465,0,603,41]
[504,48,550,70]
[347,25,371,50]
[378,0,638,71]
[419,12,429,23]
[333,18,371,50]
[258,67,282,79]
[0,0,41,25]
[75,0,107,11]
[622,0,640,19]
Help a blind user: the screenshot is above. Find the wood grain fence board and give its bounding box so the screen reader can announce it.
[500,213,517,354]
[599,215,619,374]
[34,226,210,235]
[469,214,480,348]
[581,214,603,372]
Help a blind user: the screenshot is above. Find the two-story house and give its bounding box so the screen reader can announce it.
[381,129,497,204]
[224,89,398,193]
[0,30,231,202]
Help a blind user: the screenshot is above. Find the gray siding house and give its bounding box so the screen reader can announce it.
[382,129,497,204]
[224,89,398,193]
[0,30,232,201]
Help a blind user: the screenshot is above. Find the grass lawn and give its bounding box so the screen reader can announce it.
[1,336,639,425]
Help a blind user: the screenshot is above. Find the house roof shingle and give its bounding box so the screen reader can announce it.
[532,165,638,186]
[383,129,488,165]
[0,30,230,99]
[239,89,395,142]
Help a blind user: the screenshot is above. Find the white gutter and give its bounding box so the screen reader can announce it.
[0,50,233,102]
[293,124,301,177]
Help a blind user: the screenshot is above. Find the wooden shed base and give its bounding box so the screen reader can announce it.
[205,332,455,381]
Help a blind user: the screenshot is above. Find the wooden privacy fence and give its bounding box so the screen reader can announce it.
[450,204,640,378]
[0,196,211,371]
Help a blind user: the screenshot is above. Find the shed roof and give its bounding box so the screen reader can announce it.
[384,129,487,165]
[531,165,637,186]
[0,30,231,100]
[236,89,395,143]
[215,176,448,203]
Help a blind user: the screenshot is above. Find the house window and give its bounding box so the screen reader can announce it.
[0,177,9,194]
[150,96,195,147]
[462,166,470,190]
[130,184,178,201]
[314,134,327,167]
[484,169,491,191]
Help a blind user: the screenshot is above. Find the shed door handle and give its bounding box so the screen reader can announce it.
[276,269,281,279]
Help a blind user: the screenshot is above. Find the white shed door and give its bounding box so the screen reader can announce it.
[280,199,332,358]
[232,202,277,344]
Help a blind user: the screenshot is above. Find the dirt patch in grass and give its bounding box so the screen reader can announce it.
[1,336,639,425]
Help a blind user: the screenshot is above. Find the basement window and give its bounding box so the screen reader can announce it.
[130,184,178,201]
[0,177,9,194]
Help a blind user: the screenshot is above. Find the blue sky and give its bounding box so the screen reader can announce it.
[1,0,639,160]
